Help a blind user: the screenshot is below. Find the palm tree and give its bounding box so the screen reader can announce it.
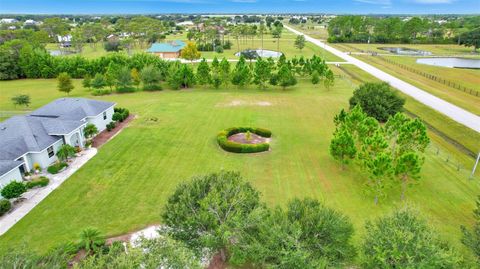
[83,123,98,139]
[79,228,105,254]
[56,144,76,162]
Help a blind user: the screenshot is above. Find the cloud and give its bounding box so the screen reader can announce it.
[230,0,257,2]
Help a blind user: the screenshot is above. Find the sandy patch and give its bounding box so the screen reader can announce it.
[217,99,272,107]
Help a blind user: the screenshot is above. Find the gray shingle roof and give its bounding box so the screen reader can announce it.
[0,98,115,176]
[0,160,23,177]
[30,98,115,120]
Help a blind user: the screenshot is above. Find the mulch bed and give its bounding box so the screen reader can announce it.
[92,115,134,148]
[228,132,269,144]
[207,253,228,269]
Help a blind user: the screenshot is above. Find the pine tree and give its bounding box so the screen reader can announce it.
[57,72,74,95]
[253,57,272,89]
[276,64,296,90]
[196,58,211,86]
[330,127,357,169]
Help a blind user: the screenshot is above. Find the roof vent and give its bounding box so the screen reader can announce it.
[0,126,6,130]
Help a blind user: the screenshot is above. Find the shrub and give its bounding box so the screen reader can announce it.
[115,87,135,94]
[106,122,116,132]
[215,46,224,53]
[113,107,130,122]
[142,84,163,91]
[91,89,111,96]
[1,181,27,199]
[0,199,12,216]
[25,177,50,189]
[217,127,272,153]
[47,162,68,174]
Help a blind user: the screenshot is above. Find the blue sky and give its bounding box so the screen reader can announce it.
[0,0,478,14]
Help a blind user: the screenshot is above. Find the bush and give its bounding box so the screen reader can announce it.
[115,87,135,94]
[106,122,116,132]
[215,46,224,53]
[91,89,111,96]
[0,199,12,216]
[142,84,163,91]
[217,127,272,153]
[47,162,68,174]
[25,177,50,189]
[113,107,129,122]
[349,82,405,122]
[1,181,27,199]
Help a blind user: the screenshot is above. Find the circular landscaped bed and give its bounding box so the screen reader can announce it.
[217,127,272,153]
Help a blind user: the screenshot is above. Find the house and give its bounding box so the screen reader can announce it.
[146,40,186,59]
[0,18,18,24]
[24,19,40,26]
[0,98,115,188]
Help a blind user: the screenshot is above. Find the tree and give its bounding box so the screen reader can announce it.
[56,144,76,161]
[360,129,393,204]
[324,69,335,90]
[140,65,161,90]
[82,74,92,90]
[79,228,105,255]
[294,35,306,51]
[196,58,211,86]
[162,171,260,262]
[11,94,30,107]
[91,73,106,90]
[168,64,195,90]
[115,66,133,90]
[276,64,297,90]
[394,152,422,200]
[362,208,462,268]
[459,28,480,52]
[349,82,405,122]
[461,195,480,263]
[271,25,283,52]
[131,68,141,89]
[180,41,201,62]
[230,198,355,268]
[330,127,357,169]
[231,56,251,87]
[139,236,203,269]
[57,72,74,95]
[219,57,231,86]
[83,123,99,139]
[253,57,272,89]
[1,181,26,199]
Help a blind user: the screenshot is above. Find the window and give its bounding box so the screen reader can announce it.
[103,111,107,120]
[47,146,54,158]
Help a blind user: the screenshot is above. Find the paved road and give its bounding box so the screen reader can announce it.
[285,25,480,133]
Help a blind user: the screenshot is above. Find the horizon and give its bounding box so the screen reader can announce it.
[1,0,479,15]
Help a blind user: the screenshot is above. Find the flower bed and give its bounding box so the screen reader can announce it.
[217,127,272,153]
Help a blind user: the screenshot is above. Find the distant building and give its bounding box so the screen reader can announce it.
[24,19,40,25]
[146,40,186,59]
[0,18,18,24]
[177,21,194,26]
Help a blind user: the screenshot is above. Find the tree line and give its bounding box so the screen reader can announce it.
[327,15,480,47]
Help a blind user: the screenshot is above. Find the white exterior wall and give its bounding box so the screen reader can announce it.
[0,167,22,188]
[86,106,114,132]
[26,139,63,170]
[64,128,86,148]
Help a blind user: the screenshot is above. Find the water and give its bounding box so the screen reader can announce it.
[234,49,283,58]
[416,57,480,69]
[48,50,76,56]
[378,47,432,56]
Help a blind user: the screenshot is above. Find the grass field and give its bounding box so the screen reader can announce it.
[45,30,344,62]
[0,75,478,265]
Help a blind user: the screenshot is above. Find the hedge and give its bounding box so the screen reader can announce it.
[0,199,11,216]
[47,162,68,174]
[25,176,50,189]
[217,127,271,153]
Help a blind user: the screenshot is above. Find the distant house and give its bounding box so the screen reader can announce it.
[24,19,40,26]
[0,18,18,24]
[0,98,115,188]
[147,40,186,59]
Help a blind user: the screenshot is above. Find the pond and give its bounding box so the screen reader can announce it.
[48,50,76,56]
[378,47,432,56]
[416,57,480,69]
[234,49,283,58]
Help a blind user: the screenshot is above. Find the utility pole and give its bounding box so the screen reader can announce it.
[471,152,480,179]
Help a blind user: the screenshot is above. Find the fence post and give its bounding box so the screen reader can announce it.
[470,152,480,179]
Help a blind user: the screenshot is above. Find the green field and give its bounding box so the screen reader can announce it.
[330,42,480,56]
[0,75,478,265]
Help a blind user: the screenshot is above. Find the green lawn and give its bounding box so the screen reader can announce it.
[0,77,478,265]
[330,42,480,56]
